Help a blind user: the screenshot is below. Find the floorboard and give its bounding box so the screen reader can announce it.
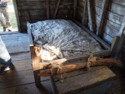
[0,33,52,94]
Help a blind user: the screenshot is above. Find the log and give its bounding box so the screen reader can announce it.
[38,58,122,77]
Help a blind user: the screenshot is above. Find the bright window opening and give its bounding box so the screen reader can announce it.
[0,0,18,33]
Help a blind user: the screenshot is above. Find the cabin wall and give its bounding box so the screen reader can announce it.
[75,0,88,26]
[16,0,74,32]
[16,0,125,45]
[76,0,125,45]
[95,0,125,44]
[75,0,84,23]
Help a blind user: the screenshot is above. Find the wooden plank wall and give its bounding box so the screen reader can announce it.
[75,0,85,23]
[16,0,125,45]
[95,0,125,44]
[16,0,74,32]
[76,0,125,44]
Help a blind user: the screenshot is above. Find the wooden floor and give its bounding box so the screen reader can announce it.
[0,33,53,94]
[0,33,125,94]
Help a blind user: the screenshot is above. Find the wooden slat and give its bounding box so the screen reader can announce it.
[97,0,110,37]
[82,0,88,26]
[87,0,96,33]
[111,16,125,57]
[0,80,53,94]
[73,0,77,18]
[1,33,30,53]
[38,58,121,77]
[56,66,116,94]
[54,66,105,82]
[10,52,30,61]
[53,0,61,18]
[0,70,34,89]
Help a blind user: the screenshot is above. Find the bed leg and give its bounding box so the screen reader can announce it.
[34,70,41,87]
[50,76,58,94]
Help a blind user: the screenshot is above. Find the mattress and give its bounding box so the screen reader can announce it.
[27,19,103,61]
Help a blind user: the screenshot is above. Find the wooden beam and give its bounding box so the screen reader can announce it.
[73,0,77,18]
[53,0,61,18]
[46,0,50,19]
[97,0,110,37]
[35,50,111,71]
[87,0,96,33]
[38,58,121,77]
[82,0,88,26]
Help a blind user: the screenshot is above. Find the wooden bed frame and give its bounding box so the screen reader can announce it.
[27,20,114,93]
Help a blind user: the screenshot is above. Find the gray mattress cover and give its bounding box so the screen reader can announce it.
[27,19,103,61]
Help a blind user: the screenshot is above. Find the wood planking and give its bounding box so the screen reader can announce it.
[0,33,53,93]
[111,20,125,57]
[16,0,74,32]
[82,0,88,26]
[0,70,34,89]
[103,2,125,44]
[97,0,110,37]
[76,0,85,22]
[95,0,125,44]
[1,33,30,54]
[56,66,116,94]
[0,81,52,94]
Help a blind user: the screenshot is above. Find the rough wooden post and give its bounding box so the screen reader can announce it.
[82,0,88,26]
[87,0,96,33]
[34,70,41,87]
[97,0,110,37]
[73,0,77,18]
[30,46,41,87]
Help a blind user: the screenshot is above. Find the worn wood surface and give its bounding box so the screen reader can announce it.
[56,66,116,94]
[87,0,96,33]
[16,0,74,32]
[1,33,30,53]
[82,0,88,26]
[90,0,125,44]
[97,0,110,37]
[38,58,121,77]
[53,0,61,18]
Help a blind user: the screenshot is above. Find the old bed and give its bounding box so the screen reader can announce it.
[27,19,116,93]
